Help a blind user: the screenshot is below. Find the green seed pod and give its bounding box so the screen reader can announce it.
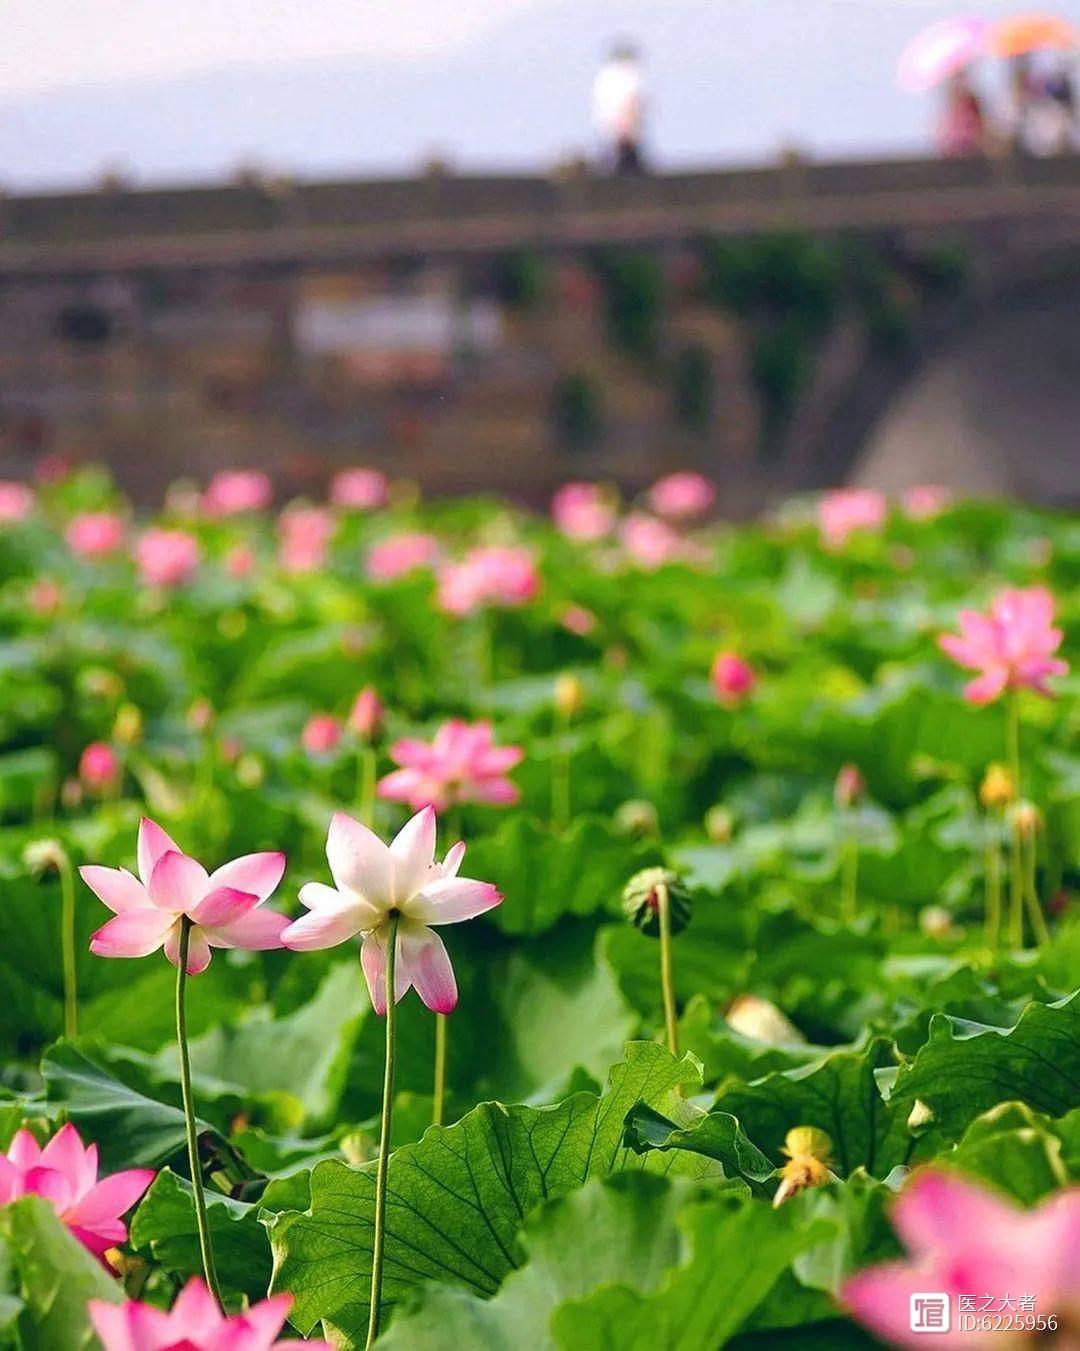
[621,867,693,938]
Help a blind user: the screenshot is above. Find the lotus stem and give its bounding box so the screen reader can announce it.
[656,880,678,1056]
[551,706,571,833]
[984,813,1002,947]
[1022,827,1051,948]
[366,911,400,1351]
[1005,690,1024,947]
[840,827,858,925]
[432,1013,447,1127]
[1008,825,1024,949]
[57,849,78,1039]
[175,917,224,1312]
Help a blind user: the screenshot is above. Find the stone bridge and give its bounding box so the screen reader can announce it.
[1,154,1079,506]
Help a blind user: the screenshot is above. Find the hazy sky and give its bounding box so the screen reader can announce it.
[4,0,1080,186]
[3,0,568,94]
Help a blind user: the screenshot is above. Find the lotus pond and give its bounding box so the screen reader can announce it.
[0,468,1077,1350]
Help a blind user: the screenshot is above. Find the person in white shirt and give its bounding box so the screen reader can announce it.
[593,42,646,175]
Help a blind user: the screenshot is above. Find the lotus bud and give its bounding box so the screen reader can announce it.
[348,687,384,742]
[711,651,757,707]
[1011,801,1042,839]
[23,839,66,876]
[554,673,585,720]
[773,1126,834,1207]
[81,667,123,701]
[725,994,803,1045]
[919,905,954,939]
[60,777,82,810]
[980,763,1015,810]
[187,698,215,733]
[614,799,658,839]
[705,804,734,843]
[621,867,693,938]
[834,763,865,810]
[113,702,142,745]
[78,742,120,794]
[218,736,241,765]
[235,754,265,789]
[302,713,343,756]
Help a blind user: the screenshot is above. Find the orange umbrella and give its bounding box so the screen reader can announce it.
[988,11,1079,57]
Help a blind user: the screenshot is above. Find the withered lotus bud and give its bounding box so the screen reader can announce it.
[773,1126,834,1208]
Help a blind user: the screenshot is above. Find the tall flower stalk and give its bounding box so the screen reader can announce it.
[175,917,223,1311]
[940,587,1068,948]
[25,840,79,1039]
[622,867,692,1058]
[979,764,1012,946]
[656,878,678,1055]
[81,818,289,1305]
[835,765,864,925]
[366,911,399,1351]
[282,805,502,1343]
[551,674,584,833]
[1017,803,1051,947]
[58,847,78,1040]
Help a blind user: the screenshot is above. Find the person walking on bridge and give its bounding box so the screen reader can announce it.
[593,42,647,175]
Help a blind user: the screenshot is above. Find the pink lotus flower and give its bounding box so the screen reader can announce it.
[551,482,616,541]
[79,742,120,794]
[302,713,343,756]
[560,604,598,636]
[902,484,952,521]
[89,1279,330,1351]
[620,513,686,569]
[65,512,125,559]
[30,579,63,615]
[348,687,384,741]
[437,546,539,616]
[939,586,1069,705]
[835,762,866,808]
[225,543,256,579]
[843,1170,1080,1350]
[135,529,201,588]
[282,806,501,1014]
[367,532,441,581]
[819,488,887,548]
[711,651,757,707]
[278,506,334,574]
[82,818,288,975]
[0,481,34,523]
[379,719,522,812]
[201,469,272,516]
[330,467,389,510]
[0,1123,153,1264]
[647,471,716,520]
